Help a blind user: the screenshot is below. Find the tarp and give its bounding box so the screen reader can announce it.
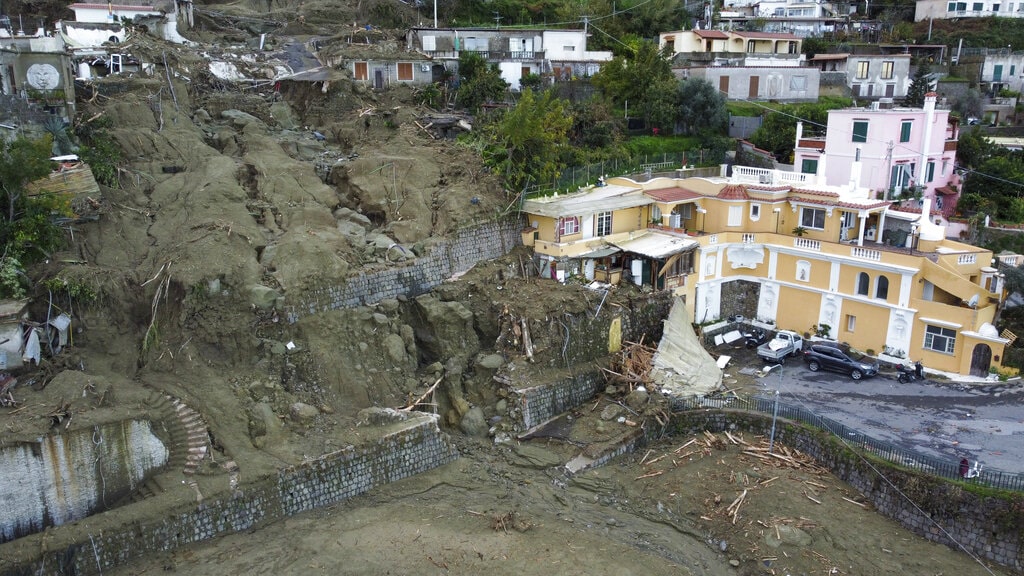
[649,297,723,398]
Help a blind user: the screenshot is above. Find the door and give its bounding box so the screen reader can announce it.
[719,75,730,96]
[373,69,384,90]
[970,344,992,377]
[994,64,1003,82]
[748,76,759,98]
[431,64,446,83]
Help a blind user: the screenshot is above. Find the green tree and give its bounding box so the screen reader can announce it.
[750,102,835,162]
[676,78,727,136]
[0,135,70,297]
[456,51,509,113]
[904,63,932,108]
[956,125,994,169]
[639,77,680,133]
[570,98,621,151]
[962,153,1024,221]
[591,40,673,109]
[482,88,573,192]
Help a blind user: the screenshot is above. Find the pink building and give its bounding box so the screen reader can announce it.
[793,94,961,219]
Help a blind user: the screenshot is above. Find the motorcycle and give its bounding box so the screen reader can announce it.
[897,360,924,383]
[743,327,769,349]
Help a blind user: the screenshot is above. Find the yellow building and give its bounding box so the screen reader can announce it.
[521,165,1013,377]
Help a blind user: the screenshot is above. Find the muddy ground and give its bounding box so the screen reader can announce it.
[0,1,1013,574]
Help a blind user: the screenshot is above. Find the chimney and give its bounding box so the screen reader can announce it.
[918,92,938,193]
[848,145,862,191]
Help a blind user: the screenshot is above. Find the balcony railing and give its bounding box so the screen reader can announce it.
[851,246,882,261]
[794,237,821,251]
[422,49,544,61]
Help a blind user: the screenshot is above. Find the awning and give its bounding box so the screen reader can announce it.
[935,186,958,195]
[610,231,698,259]
[579,246,621,259]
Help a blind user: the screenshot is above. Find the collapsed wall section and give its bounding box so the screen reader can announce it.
[0,414,457,576]
[288,217,524,320]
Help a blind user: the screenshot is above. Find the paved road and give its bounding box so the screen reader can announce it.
[754,363,1024,475]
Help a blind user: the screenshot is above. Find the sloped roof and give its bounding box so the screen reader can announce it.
[717,184,749,200]
[645,187,703,203]
[522,184,651,218]
[609,231,698,259]
[693,30,729,39]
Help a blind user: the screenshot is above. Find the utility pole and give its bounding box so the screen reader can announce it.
[884,140,894,200]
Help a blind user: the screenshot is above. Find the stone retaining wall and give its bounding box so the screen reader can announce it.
[0,415,457,576]
[671,409,1024,571]
[287,217,524,321]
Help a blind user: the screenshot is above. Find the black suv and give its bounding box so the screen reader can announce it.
[802,344,879,380]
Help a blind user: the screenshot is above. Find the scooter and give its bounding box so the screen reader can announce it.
[897,360,924,383]
[743,327,769,349]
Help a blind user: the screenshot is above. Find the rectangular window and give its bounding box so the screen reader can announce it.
[801,159,819,174]
[881,61,894,79]
[856,61,869,79]
[397,62,413,81]
[559,217,579,236]
[563,45,576,52]
[790,75,807,91]
[852,120,868,143]
[947,1,957,9]
[926,161,936,183]
[994,2,1001,9]
[846,314,856,332]
[750,204,761,220]
[900,120,912,143]
[801,207,826,230]
[679,204,693,220]
[852,84,862,97]
[728,205,743,226]
[924,324,957,354]
[354,62,368,80]
[972,1,983,9]
[596,212,612,236]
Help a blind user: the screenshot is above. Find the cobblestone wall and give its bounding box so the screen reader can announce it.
[287,218,523,321]
[0,415,457,576]
[671,410,1023,571]
[513,371,605,432]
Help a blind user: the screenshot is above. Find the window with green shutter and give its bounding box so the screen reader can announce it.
[801,159,818,174]
[852,121,868,143]
[900,121,912,143]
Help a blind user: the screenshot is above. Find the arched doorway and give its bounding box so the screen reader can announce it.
[970,343,992,377]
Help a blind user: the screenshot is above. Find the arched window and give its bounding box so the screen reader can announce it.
[856,272,870,296]
[875,276,889,300]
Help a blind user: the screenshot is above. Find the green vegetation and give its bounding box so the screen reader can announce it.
[748,100,849,162]
[455,51,509,113]
[481,88,573,192]
[74,116,122,187]
[0,135,72,298]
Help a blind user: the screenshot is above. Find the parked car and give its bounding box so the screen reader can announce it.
[802,343,879,380]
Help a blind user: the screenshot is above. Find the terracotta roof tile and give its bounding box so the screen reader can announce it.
[717,184,749,199]
[645,187,703,203]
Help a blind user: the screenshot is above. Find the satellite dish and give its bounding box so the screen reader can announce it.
[967,294,979,308]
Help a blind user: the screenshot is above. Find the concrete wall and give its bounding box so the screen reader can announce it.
[288,217,524,321]
[669,409,1024,571]
[1,420,168,544]
[0,414,457,576]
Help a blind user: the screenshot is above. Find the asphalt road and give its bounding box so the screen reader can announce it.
[754,361,1024,476]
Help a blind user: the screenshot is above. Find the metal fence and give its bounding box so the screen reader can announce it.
[674,393,1024,492]
[522,150,727,200]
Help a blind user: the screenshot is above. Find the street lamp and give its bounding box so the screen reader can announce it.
[762,363,784,454]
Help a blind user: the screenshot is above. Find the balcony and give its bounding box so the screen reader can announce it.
[422,49,544,62]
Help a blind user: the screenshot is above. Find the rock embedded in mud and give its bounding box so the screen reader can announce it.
[289,402,320,422]
[250,284,281,309]
[625,389,649,410]
[459,406,487,437]
[600,404,624,421]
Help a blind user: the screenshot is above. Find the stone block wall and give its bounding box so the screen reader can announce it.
[670,409,1023,571]
[287,218,523,321]
[513,371,605,432]
[0,416,457,576]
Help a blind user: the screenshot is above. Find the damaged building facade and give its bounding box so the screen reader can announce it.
[522,163,1015,378]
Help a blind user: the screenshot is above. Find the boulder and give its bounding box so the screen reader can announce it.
[459,406,487,436]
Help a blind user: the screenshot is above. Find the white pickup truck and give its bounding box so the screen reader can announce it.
[757,330,804,364]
